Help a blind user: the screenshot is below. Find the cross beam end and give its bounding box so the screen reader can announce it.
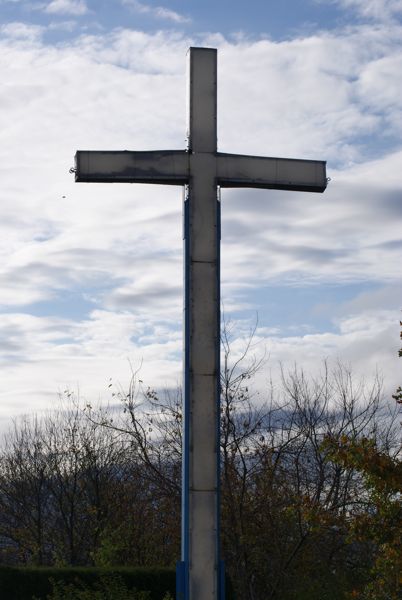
[75,150,189,185]
[219,180,327,193]
[217,153,327,193]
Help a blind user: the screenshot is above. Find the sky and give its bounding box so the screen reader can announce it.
[0,0,401,430]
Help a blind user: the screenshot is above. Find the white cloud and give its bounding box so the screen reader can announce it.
[327,0,402,20]
[0,25,401,423]
[122,0,190,23]
[0,21,44,40]
[260,310,400,395]
[0,310,182,422]
[44,0,88,16]
[153,5,189,23]
[0,307,399,424]
[47,19,77,31]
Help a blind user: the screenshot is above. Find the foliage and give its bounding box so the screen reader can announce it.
[324,435,402,600]
[37,574,151,600]
[0,567,175,600]
[321,320,402,600]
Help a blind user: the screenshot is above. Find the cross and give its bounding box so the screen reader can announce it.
[74,47,326,600]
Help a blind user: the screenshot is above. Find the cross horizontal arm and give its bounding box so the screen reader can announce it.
[217,153,327,192]
[75,150,189,184]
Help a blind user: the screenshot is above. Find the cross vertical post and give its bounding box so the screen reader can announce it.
[183,47,220,600]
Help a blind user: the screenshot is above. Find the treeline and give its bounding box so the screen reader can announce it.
[0,337,400,600]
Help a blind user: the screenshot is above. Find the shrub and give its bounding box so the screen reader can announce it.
[35,574,151,600]
[0,566,175,600]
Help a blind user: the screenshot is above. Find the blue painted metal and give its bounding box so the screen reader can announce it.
[216,190,222,598]
[176,561,186,600]
[219,560,226,600]
[182,185,190,599]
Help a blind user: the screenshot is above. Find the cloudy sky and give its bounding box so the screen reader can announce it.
[0,0,401,429]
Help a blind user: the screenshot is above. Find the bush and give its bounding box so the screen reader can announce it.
[0,566,175,600]
[35,574,151,600]
[43,574,168,600]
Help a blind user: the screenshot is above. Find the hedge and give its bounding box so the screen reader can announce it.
[0,566,175,600]
[0,566,234,600]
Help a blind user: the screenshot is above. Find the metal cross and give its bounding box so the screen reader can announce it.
[74,47,326,600]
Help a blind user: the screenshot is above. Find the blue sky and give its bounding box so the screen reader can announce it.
[0,0,348,40]
[0,0,401,427]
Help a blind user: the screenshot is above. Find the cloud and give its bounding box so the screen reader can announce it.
[44,0,88,16]
[325,0,402,21]
[260,310,400,393]
[0,21,44,40]
[0,309,182,424]
[0,306,398,426]
[47,19,77,31]
[0,26,401,423]
[122,0,190,23]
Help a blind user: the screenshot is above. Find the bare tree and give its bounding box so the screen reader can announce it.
[0,417,51,565]
[0,403,129,566]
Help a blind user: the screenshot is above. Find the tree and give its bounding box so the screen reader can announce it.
[83,371,182,567]
[324,434,401,600]
[220,355,396,600]
[0,404,129,566]
[323,319,402,600]
[0,324,400,600]
[0,417,52,565]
